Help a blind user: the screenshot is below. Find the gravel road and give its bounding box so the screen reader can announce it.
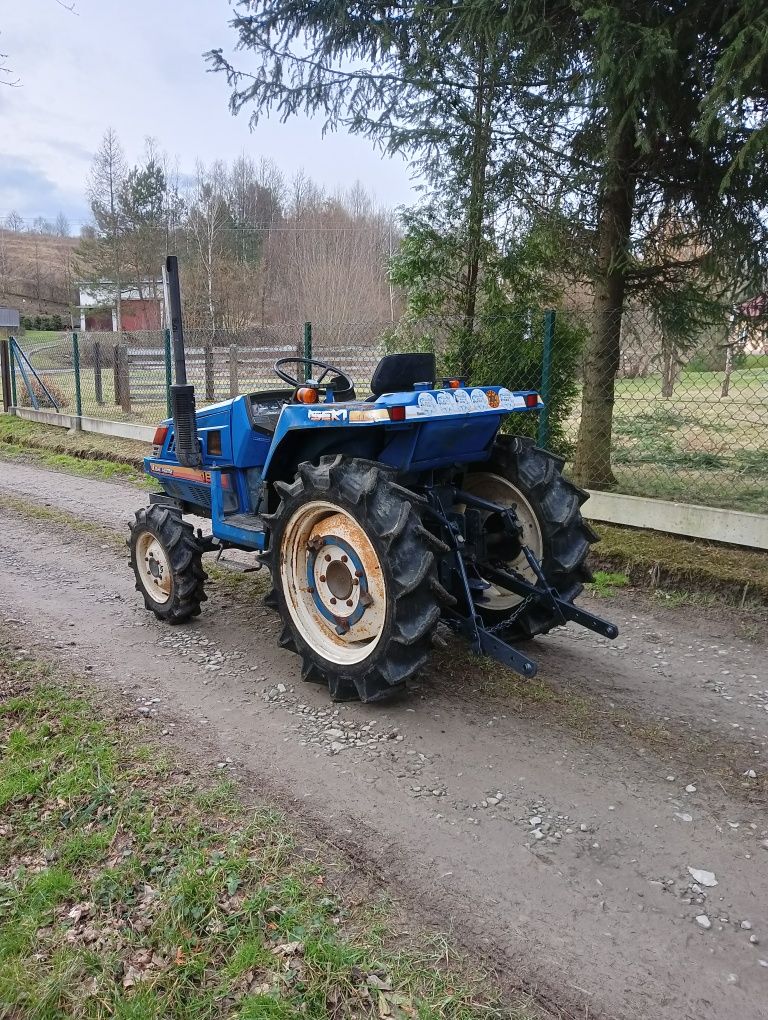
[1,459,766,1020]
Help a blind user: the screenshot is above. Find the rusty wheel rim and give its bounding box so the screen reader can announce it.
[280,500,387,665]
[136,531,172,605]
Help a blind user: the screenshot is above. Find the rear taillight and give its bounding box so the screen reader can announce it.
[524,393,540,408]
[388,406,406,421]
[152,425,169,450]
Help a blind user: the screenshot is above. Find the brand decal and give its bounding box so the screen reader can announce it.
[307,408,348,422]
[150,464,212,484]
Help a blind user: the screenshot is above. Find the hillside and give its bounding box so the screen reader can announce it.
[0,229,77,315]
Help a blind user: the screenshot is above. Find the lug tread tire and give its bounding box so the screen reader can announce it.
[128,505,207,624]
[265,457,448,703]
[474,436,597,641]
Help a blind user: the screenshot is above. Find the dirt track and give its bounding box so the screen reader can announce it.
[1,459,767,1020]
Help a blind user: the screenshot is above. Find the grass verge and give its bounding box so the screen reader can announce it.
[0,415,148,483]
[0,640,529,1020]
[592,523,768,606]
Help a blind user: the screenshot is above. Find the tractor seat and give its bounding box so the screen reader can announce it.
[368,352,436,397]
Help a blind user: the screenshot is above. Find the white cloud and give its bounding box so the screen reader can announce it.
[1,0,415,225]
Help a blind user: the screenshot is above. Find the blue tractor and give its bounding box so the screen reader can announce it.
[129,257,617,702]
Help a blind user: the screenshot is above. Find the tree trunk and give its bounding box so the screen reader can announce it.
[458,45,495,379]
[661,340,676,398]
[572,122,637,489]
[721,342,733,397]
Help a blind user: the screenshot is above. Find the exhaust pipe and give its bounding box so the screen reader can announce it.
[163,255,201,468]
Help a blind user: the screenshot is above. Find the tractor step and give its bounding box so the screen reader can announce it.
[222,513,266,533]
[211,511,267,551]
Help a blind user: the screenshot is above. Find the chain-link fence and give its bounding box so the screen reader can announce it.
[4,306,767,515]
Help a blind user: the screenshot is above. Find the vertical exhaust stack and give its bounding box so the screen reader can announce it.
[163,255,202,468]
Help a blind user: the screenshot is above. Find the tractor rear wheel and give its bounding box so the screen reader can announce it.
[464,436,597,641]
[128,505,207,624]
[264,457,450,702]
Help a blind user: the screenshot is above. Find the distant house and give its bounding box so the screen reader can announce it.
[78,283,163,332]
[733,293,768,355]
[0,306,20,338]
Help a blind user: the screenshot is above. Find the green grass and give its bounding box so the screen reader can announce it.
[0,642,527,1020]
[0,415,151,487]
[562,358,768,512]
[586,570,630,597]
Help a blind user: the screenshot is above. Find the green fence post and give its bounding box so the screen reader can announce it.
[9,338,17,408]
[303,321,312,382]
[72,332,83,425]
[537,309,555,449]
[163,328,173,418]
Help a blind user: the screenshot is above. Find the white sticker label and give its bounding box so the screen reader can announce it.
[436,390,457,414]
[498,387,514,410]
[453,388,472,411]
[513,394,527,409]
[416,391,438,415]
[470,388,489,410]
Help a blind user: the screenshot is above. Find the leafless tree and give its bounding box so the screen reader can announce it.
[81,128,127,328]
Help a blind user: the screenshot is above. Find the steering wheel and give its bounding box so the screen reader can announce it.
[274,357,354,395]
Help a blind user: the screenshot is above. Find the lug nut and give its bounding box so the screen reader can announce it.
[341,554,348,563]
[346,599,353,607]
[330,597,337,605]
[319,575,326,582]
[325,553,332,562]
[353,578,359,586]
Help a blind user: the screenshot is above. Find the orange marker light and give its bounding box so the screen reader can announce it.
[152,425,168,448]
[297,387,319,404]
[449,378,461,388]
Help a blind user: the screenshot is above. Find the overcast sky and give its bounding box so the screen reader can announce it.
[1,0,416,229]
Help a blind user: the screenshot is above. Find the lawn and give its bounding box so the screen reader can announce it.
[0,641,521,1020]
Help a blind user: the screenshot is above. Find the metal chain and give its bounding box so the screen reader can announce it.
[484,594,535,635]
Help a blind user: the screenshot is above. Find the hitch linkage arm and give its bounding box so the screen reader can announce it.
[422,486,618,680]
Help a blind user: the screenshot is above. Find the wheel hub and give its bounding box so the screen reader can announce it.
[280,502,387,665]
[135,532,172,605]
[307,535,370,634]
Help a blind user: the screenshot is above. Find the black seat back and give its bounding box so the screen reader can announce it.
[370,353,436,396]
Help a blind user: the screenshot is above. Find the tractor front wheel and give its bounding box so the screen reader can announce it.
[128,505,207,623]
[265,457,450,702]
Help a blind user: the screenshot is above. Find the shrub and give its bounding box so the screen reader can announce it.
[51,313,63,331]
[33,315,42,331]
[383,305,585,457]
[17,376,69,409]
